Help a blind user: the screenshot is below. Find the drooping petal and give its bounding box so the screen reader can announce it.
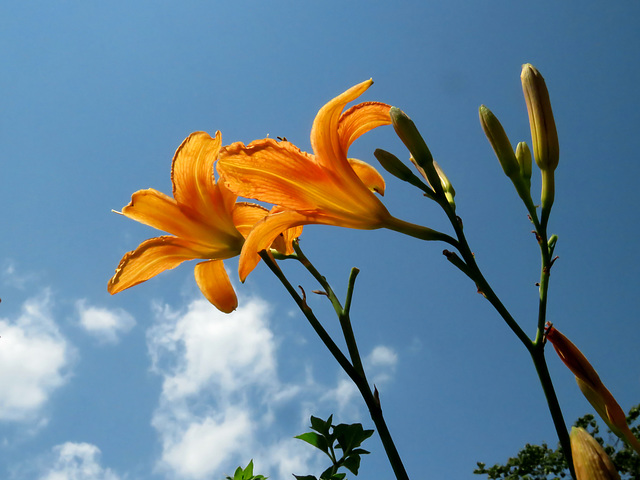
[238,210,318,281]
[231,202,270,238]
[194,259,238,313]
[347,158,386,195]
[310,79,374,170]
[338,101,392,152]
[108,236,208,294]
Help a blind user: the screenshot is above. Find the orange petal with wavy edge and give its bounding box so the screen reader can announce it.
[310,79,373,172]
[171,131,223,220]
[221,139,342,210]
[231,202,270,238]
[108,236,210,294]
[219,139,389,226]
[348,158,386,195]
[338,101,392,152]
[194,259,238,313]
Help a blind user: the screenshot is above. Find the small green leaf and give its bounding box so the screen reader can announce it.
[310,415,333,437]
[342,455,362,475]
[293,475,317,480]
[295,432,330,455]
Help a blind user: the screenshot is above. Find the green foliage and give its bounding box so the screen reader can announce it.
[225,460,267,480]
[294,415,374,480]
[474,404,640,479]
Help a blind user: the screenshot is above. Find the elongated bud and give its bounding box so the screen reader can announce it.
[515,141,532,183]
[521,64,559,172]
[479,105,519,179]
[390,107,444,198]
[374,148,433,195]
[433,160,456,208]
[571,427,620,480]
[546,325,640,454]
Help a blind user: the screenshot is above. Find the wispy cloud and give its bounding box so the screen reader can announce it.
[146,295,400,479]
[76,300,135,344]
[0,291,73,423]
[37,442,120,480]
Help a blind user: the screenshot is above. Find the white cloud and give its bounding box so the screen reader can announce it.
[366,345,398,385]
[76,300,135,344]
[146,296,399,479]
[160,408,253,479]
[38,442,120,480]
[0,291,73,422]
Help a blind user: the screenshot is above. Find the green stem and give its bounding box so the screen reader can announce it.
[530,346,575,478]
[260,251,411,480]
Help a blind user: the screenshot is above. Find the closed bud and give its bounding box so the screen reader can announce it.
[479,105,519,179]
[390,107,444,198]
[521,64,559,172]
[571,427,620,480]
[515,141,532,184]
[374,149,433,195]
[433,160,456,208]
[546,325,640,454]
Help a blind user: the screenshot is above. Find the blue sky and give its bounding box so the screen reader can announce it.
[1,1,639,479]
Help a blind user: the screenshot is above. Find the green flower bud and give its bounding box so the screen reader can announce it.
[479,105,519,179]
[521,64,559,172]
[433,160,456,208]
[515,141,532,183]
[390,107,444,197]
[374,148,419,183]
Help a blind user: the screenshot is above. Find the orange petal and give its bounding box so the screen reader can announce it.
[231,202,270,238]
[171,131,222,219]
[108,236,205,294]
[194,259,238,313]
[338,101,391,152]
[348,158,386,195]
[121,189,210,241]
[219,139,334,210]
[310,79,373,170]
[238,210,317,281]
[121,189,243,253]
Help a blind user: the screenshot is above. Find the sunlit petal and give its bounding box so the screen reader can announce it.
[120,189,213,243]
[338,101,391,151]
[108,236,208,294]
[220,139,334,210]
[171,131,222,220]
[194,259,238,313]
[310,79,373,169]
[231,202,270,238]
[348,158,386,195]
[238,210,316,281]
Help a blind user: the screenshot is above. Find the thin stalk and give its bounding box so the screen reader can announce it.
[260,251,410,480]
[438,198,574,479]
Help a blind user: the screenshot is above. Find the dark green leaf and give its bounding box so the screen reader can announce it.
[295,432,330,455]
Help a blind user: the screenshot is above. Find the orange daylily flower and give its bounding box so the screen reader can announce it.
[218,79,441,280]
[546,324,640,454]
[108,131,289,313]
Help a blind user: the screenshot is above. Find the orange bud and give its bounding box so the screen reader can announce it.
[546,325,640,454]
[570,427,620,480]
